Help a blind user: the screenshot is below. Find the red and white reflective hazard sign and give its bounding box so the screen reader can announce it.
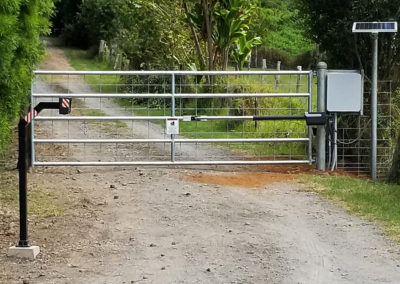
[61,98,70,108]
[24,109,38,124]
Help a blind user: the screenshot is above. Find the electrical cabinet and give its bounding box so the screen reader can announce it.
[326,71,363,113]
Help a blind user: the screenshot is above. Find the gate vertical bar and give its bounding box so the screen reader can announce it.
[316,62,327,171]
[371,33,378,180]
[308,71,313,164]
[171,73,176,162]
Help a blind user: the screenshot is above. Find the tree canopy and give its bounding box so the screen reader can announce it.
[52,0,313,70]
[297,0,400,80]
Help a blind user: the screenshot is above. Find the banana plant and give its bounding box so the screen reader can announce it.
[231,35,261,70]
[214,0,256,69]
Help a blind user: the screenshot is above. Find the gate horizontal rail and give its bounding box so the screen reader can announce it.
[34,160,311,166]
[35,70,311,76]
[33,93,311,98]
[34,138,309,143]
[31,70,314,166]
[34,115,308,121]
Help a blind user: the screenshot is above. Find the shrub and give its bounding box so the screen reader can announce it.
[0,0,54,152]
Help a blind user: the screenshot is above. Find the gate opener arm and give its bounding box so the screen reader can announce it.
[253,112,326,125]
[188,112,326,126]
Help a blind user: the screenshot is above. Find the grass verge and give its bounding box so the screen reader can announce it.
[0,169,65,218]
[301,175,400,242]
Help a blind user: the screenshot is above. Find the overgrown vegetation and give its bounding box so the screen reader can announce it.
[303,175,400,242]
[52,0,314,71]
[0,0,54,153]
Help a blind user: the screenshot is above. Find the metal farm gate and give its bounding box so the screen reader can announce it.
[30,70,315,166]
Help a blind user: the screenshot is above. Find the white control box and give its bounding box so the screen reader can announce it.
[326,71,363,113]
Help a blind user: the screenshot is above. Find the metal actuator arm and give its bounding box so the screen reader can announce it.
[186,112,326,126]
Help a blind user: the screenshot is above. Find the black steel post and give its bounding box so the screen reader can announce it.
[17,119,29,247]
[14,102,63,248]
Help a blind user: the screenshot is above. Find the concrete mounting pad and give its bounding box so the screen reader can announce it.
[8,246,40,259]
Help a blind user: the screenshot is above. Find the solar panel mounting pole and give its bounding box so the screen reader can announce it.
[352,21,398,180]
[371,33,378,180]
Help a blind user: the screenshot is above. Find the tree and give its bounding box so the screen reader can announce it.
[0,0,54,152]
[251,0,313,55]
[296,0,400,78]
[184,0,260,70]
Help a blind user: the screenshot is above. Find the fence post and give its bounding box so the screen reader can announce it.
[316,62,327,171]
[296,66,302,93]
[114,54,121,70]
[262,59,267,70]
[275,61,281,88]
[99,40,105,56]
[254,47,258,68]
[261,59,267,83]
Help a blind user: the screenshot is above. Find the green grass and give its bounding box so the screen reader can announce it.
[63,47,119,93]
[0,170,65,217]
[301,175,400,242]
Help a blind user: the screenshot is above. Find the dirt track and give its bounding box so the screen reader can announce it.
[1,45,400,284]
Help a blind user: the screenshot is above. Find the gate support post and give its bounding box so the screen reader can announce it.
[316,62,327,171]
[8,119,40,259]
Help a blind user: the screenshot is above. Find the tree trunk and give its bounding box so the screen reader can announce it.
[388,134,400,184]
[202,0,214,70]
[183,2,206,69]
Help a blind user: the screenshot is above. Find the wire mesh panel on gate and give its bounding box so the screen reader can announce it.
[31,70,313,166]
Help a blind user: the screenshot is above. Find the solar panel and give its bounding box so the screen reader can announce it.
[352,22,398,33]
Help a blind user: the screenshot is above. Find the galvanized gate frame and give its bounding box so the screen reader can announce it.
[31,70,315,166]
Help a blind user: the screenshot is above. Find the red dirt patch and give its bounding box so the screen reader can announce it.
[186,165,366,189]
[187,172,294,188]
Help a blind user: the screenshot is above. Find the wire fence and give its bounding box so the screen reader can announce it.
[337,80,396,178]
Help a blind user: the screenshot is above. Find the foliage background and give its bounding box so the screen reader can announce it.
[0,0,54,152]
